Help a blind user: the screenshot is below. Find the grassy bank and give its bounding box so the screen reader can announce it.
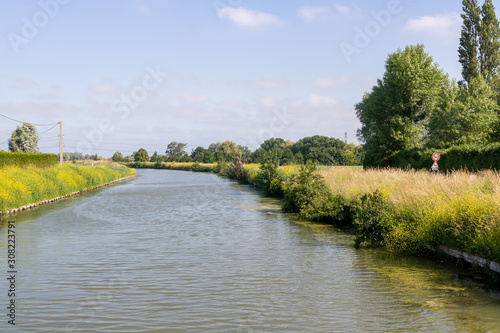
[125,160,500,273]
[0,164,135,213]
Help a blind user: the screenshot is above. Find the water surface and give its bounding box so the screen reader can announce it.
[1,169,499,332]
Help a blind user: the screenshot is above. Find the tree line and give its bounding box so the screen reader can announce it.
[112,136,364,166]
[356,0,500,167]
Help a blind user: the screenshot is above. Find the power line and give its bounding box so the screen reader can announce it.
[0,113,59,126]
[38,123,60,136]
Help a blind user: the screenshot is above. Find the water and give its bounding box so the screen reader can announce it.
[1,169,499,332]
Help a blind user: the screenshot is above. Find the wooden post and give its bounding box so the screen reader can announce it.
[59,121,63,165]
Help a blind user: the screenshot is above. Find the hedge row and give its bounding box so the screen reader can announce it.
[386,143,500,172]
[0,151,59,168]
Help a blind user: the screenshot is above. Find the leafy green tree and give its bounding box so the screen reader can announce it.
[459,0,481,86]
[8,122,39,153]
[191,146,206,162]
[459,0,500,86]
[134,148,149,162]
[479,0,500,84]
[292,135,347,165]
[203,150,216,163]
[428,75,498,147]
[150,151,159,162]
[112,151,124,162]
[356,45,448,166]
[165,142,187,161]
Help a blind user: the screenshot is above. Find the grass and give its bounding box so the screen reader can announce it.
[0,164,135,213]
[318,167,500,263]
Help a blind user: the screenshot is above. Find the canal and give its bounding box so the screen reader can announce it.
[1,169,499,332]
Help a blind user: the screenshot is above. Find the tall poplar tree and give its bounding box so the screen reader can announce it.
[479,0,500,84]
[459,0,500,86]
[458,0,481,86]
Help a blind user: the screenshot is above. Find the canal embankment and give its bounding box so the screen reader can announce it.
[0,164,135,217]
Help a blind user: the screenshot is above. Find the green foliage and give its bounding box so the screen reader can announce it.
[0,151,58,168]
[134,148,149,162]
[150,151,159,162]
[282,162,347,222]
[292,135,348,165]
[0,164,135,213]
[357,44,448,166]
[112,151,124,162]
[459,0,481,85]
[8,122,40,153]
[353,190,395,248]
[165,142,188,161]
[428,76,499,148]
[256,150,284,197]
[226,154,248,181]
[388,143,500,171]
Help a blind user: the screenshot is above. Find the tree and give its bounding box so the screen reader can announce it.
[191,146,206,162]
[459,0,481,86]
[356,45,448,166]
[479,0,500,84]
[112,151,124,162]
[150,151,159,162]
[459,0,500,86]
[134,148,149,162]
[165,142,187,161]
[8,122,39,153]
[428,75,498,147]
[292,135,347,165]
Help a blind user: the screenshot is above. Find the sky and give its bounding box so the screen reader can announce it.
[0,0,494,157]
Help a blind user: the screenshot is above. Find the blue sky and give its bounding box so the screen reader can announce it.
[0,0,493,156]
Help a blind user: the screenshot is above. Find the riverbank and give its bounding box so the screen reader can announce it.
[129,161,500,280]
[0,164,136,216]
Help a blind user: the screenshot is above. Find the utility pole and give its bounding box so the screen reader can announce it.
[345,132,347,144]
[59,121,63,165]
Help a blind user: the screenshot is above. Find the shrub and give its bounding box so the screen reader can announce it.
[0,151,58,168]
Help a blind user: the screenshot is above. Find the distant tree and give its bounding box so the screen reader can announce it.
[112,151,124,162]
[203,150,216,163]
[356,45,448,166]
[165,142,187,161]
[134,148,149,162]
[191,146,206,162]
[150,151,159,162]
[8,122,39,153]
[292,135,347,165]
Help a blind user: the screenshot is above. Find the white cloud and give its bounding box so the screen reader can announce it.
[181,93,208,104]
[217,7,281,29]
[334,4,350,16]
[259,96,278,108]
[309,94,340,107]
[298,6,332,22]
[313,77,350,88]
[404,13,461,38]
[89,78,118,94]
[256,78,286,89]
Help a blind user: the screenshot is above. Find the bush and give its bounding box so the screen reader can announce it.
[282,162,347,222]
[353,190,395,248]
[0,151,58,168]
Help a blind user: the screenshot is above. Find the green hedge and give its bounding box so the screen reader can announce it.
[385,143,500,172]
[0,151,59,168]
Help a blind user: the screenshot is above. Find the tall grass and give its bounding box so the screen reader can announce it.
[319,167,500,263]
[0,164,135,212]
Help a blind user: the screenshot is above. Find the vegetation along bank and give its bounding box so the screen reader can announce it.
[0,164,136,216]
